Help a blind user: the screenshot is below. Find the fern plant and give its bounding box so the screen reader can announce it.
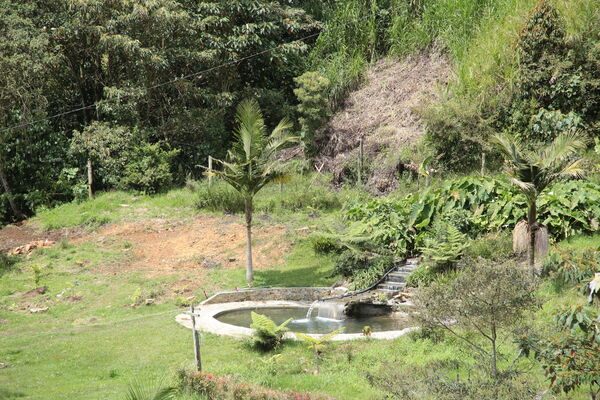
[295,328,344,361]
[250,312,292,351]
[420,222,468,272]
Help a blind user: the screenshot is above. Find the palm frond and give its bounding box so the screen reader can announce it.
[125,377,177,400]
[556,158,585,179]
[539,131,587,169]
[294,332,320,344]
[319,328,344,342]
[493,134,526,166]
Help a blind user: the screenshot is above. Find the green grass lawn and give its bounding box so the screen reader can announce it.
[1,183,596,399]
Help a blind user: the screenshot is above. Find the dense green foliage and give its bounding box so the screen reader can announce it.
[425,0,600,171]
[342,176,600,257]
[0,0,320,223]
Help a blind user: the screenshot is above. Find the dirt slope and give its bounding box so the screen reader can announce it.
[317,52,451,193]
[2,216,291,279]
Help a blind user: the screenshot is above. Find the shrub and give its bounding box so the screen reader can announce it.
[331,251,395,289]
[463,232,513,260]
[331,251,371,278]
[419,221,469,272]
[541,248,600,286]
[0,254,18,275]
[405,264,436,288]
[309,235,344,255]
[119,142,179,194]
[415,258,539,378]
[528,109,583,143]
[294,72,331,157]
[177,370,335,400]
[250,312,291,352]
[342,176,600,258]
[518,303,600,398]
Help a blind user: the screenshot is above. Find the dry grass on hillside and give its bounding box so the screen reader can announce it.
[317,52,451,193]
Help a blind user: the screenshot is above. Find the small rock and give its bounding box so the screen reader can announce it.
[30,307,49,313]
[228,257,237,262]
[201,259,221,269]
[296,226,310,232]
[330,287,348,296]
[0,362,7,369]
[145,298,155,305]
[66,295,82,302]
[186,296,195,301]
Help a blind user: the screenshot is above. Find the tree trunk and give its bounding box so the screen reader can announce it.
[527,201,537,271]
[491,325,498,380]
[245,196,254,284]
[0,165,23,219]
[87,158,94,199]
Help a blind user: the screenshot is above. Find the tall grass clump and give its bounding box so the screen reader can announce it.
[192,173,358,215]
[193,179,245,214]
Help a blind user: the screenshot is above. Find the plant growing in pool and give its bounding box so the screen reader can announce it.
[205,99,297,284]
[250,312,292,351]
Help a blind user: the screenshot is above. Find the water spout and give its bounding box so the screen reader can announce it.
[306,300,319,318]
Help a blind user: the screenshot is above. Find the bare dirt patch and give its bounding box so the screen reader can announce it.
[317,52,451,193]
[79,215,292,277]
[0,223,80,254]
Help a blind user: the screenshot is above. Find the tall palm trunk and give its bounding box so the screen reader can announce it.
[244,196,254,284]
[87,158,94,198]
[0,163,23,219]
[527,201,537,271]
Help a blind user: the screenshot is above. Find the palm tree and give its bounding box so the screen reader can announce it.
[207,99,296,283]
[494,132,586,270]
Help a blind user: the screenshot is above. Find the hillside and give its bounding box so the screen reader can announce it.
[317,52,451,193]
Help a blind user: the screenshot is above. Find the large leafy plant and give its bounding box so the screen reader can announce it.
[340,176,599,259]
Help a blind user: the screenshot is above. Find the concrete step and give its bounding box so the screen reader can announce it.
[385,274,406,283]
[394,267,415,273]
[377,283,406,291]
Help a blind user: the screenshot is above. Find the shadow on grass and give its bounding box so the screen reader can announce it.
[0,388,27,399]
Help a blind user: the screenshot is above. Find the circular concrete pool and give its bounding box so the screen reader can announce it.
[215,306,411,334]
[176,300,417,340]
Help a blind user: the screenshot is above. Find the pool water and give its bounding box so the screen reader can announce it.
[215,306,411,334]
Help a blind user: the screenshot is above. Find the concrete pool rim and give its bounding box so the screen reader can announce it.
[175,298,417,341]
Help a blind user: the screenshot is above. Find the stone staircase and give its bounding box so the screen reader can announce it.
[376,259,419,293]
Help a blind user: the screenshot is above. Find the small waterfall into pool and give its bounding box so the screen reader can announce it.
[306,300,319,318]
[316,302,345,320]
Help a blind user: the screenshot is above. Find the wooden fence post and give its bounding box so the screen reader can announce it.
[208,156,213,187]
[358,137,364,185]
[190,304,202,371]
[481,152,486,176]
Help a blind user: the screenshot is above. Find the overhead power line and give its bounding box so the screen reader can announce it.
[0,30,322,134]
